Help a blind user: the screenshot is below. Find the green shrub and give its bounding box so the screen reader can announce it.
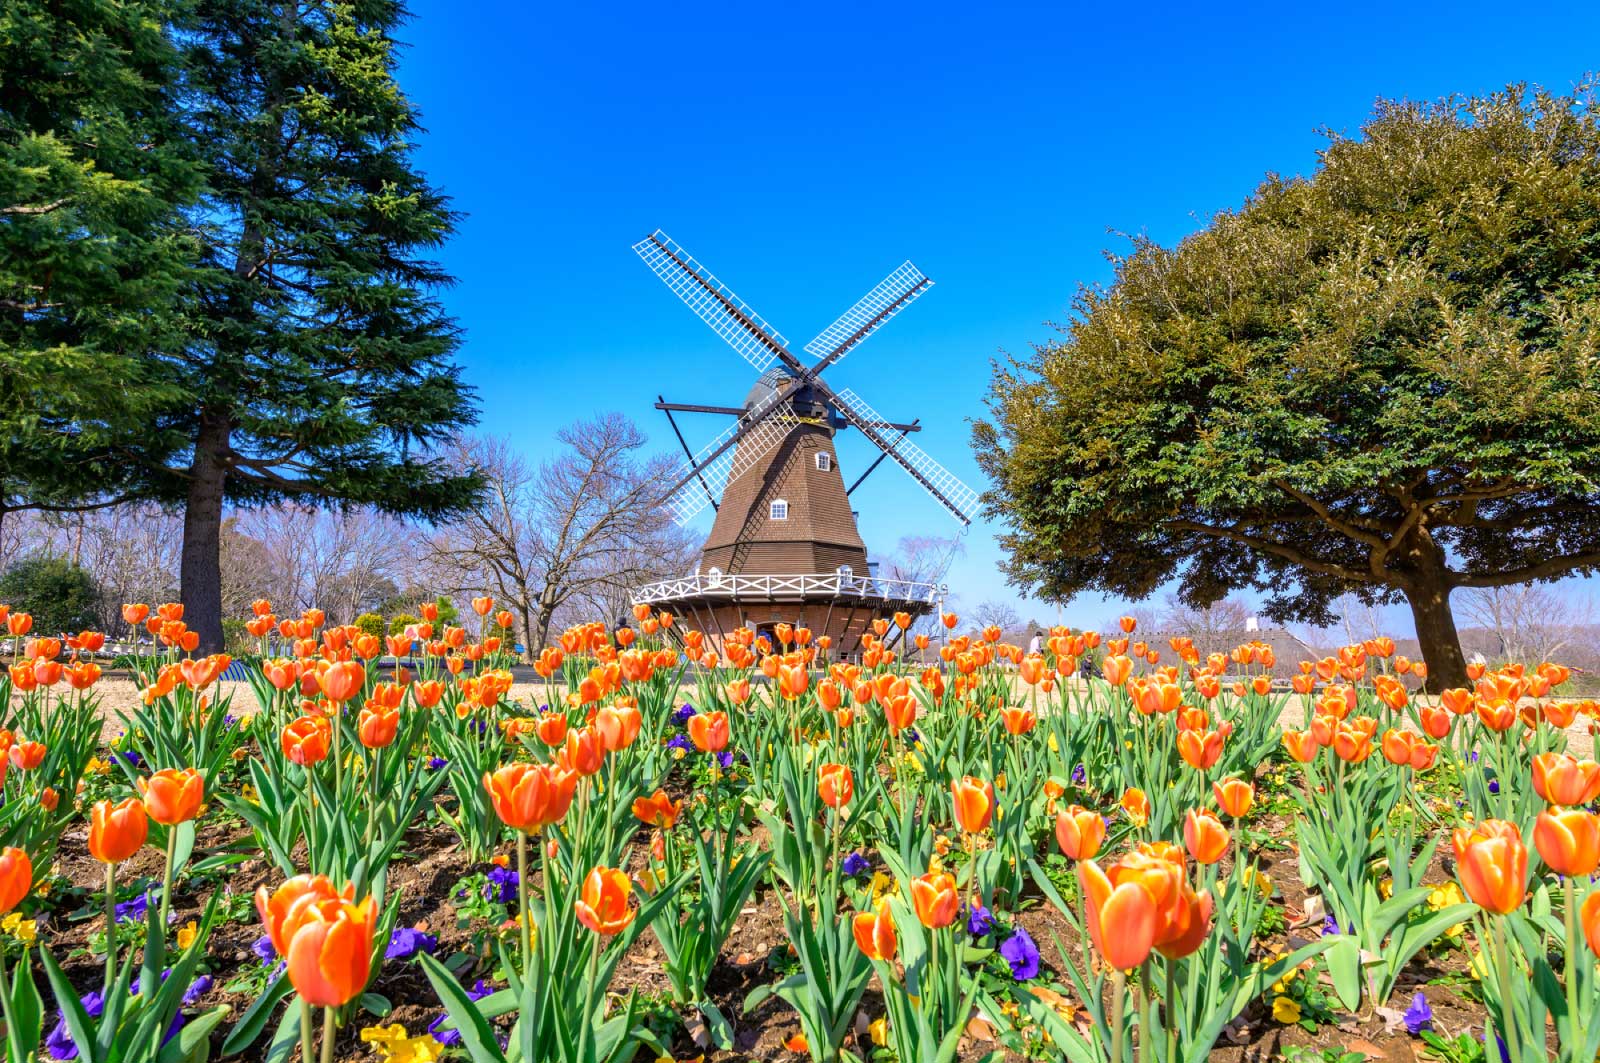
[0,556,101,635]
[388,613,420,636]
[354,612,385,637]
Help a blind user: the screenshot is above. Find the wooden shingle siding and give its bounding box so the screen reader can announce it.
[699,421,868,576]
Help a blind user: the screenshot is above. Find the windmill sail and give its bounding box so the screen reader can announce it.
[832,387,978,525]
[633,230,795,374]
[662,389,798,526]
[804,262,932,369]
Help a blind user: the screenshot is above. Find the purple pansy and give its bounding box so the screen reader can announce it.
[1000,926,1041,980]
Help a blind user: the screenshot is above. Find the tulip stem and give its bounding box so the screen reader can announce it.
[517,830,533,975]
[320,1006,335,1063]
[1489,917,1523,1063]
[1137,960,1151,1063]
[1109,968,1126,1063]
[299,998,315,1063]
[1164,958,1176,1063]
[1563,877,1583,1050]
[159,826,177,931]
[103,862,116,998]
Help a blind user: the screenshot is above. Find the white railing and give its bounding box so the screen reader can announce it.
[631,572,944,605]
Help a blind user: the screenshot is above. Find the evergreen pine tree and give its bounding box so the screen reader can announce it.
[155,0,480,648]
[0,0,197,528]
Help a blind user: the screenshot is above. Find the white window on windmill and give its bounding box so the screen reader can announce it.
[816,452,832,472]
[769,499,788,521]
[707,566,724,587]
[837,564,855,588]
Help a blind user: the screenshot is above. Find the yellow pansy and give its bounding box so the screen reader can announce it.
[176,920,198,950]
[359,1023,444,1063]
[1377,877,1394,900]
[1272,996,1301,1024]
[1,913,36,942]
[85,757,111,776]
[1046,732,1059,753]
[869,1017,888,1046]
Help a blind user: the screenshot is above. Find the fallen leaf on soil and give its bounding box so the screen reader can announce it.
[1345,1038,1385,1059]
[966,1016,995,1041]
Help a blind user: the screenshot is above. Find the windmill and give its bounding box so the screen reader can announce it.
[628,230,979,655]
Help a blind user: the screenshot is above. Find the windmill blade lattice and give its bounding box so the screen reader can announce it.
[804,262,933,368]
[633,230,793,374]
[663,390,799,525]
[832,387,978,525]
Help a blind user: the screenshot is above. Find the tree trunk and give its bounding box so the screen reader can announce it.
[180,409,231,654]
[1404,575,1468,693]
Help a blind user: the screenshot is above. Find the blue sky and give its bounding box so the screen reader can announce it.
[396,0,1600,634]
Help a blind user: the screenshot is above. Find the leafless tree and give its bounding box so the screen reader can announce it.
[1158,594,1254,652]
[426,415,681,657]
[974,598,1023,634]
[234,505,417,623]
[1458,584,1596,666]
[878,534,965,637]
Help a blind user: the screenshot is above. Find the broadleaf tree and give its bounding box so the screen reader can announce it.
[973,84,1600,689]
[144,0,480,649]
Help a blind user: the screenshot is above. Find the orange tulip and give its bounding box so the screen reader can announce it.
[1212,777,1253,818]
[632,789,681,829]
[688,710,729,753]
[1000,705,1037,735]
[357,705,400,749]
[1452,819,1527,915]
[1184,809,1229,865]
[910,871,959,928]
[882,694,918,734]
[1055,805,1106,860]
[317,660,365,704]
[1419,705,1452,739]
[818,763,854,808]
[535,712,568,746]
[562,727,605,776]
[595,704,643,752]
[138,768,203,826]
[281,886,377,1007]
[777,664,809,700]
[1078,858,1157,970]
[575,867,636,935]
[0,848,30,914]
[483,762,577,833]
[1282,730,1319,763]
[256,875,345,956]
[281,715,331,766]
[8,741,44,771]
[1120,787,1150,827]
[1583,891,1600,957]
[951,776,995,833]
[1532,809,1600,878]
[89,797,148,864]
[852,898,897,961]
[1177,729,1225,771]
[1532,752,1600,807]
[1331,725,1372,763]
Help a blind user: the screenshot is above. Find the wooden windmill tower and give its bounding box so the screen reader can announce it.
[629,231,978,654]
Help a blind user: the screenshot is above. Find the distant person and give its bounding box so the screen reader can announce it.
[1028,630,1043,656]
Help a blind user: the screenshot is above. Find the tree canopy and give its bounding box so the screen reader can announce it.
[0,0,196,516]
[973,83,1600,688]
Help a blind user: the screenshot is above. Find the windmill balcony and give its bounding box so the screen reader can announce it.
[629,571,944,607]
